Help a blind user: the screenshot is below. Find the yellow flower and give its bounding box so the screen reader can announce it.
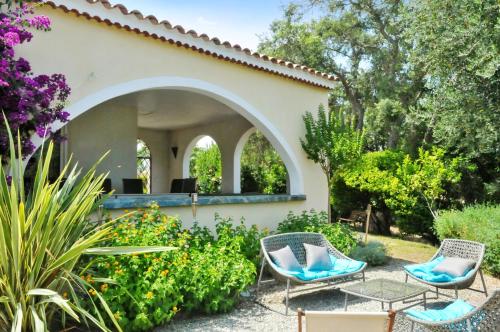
[114,311,121,320]
[145,291,154,299]
[100,284,109,292]
[172,306,179,313]
[63,292,68,299]
[160,269,169,276]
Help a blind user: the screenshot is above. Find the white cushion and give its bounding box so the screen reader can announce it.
[269,245,302,272]
[432,257,476,277]
[304,243,333,271]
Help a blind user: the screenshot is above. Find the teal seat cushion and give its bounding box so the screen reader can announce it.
[272,255,365,281]
[404,256,475,283]
[405,299,475,322]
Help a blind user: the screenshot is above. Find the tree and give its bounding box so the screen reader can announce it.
[189,144,222,194]
[301,105,364,222]
[0,5,70,160]
[259,0,425,145]
[405,0,499,190]
[240,131,287,194]
[341,148,461,236]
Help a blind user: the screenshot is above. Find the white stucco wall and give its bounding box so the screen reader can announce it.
[18,5,332,228]
[67,101,137,193]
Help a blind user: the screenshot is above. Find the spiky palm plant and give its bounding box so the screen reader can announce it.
[0,123,173,331]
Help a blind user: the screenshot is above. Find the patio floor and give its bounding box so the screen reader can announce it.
[159,258,499,331]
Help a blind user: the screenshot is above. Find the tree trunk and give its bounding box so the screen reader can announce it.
[338,75,365,130]
[326,173,332,223]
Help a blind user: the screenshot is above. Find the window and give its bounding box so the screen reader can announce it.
[137,139,151,194]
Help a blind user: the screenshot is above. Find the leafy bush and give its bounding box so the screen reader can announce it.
[277,210,357,255]
[189,144,222,193]
[340,148,461,237]
[350,241,389,266]
[434,204,500,276]
[240,131,288,194]
[84,206,266,331]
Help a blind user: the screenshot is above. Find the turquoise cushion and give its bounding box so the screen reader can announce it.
[404,256,475,283]
[405,299,475,322]
[272,255,365,281]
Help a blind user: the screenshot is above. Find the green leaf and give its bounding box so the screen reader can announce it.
[84,246,177,255]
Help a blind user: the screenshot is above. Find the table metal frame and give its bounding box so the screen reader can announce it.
[341,279,428,312]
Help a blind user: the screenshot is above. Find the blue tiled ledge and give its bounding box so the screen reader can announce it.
[103,194,306,210]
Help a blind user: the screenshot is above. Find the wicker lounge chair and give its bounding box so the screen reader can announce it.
[404,239,488,299]
[298,308,396,332]
[404,289,499,332]
[257,232,367,314]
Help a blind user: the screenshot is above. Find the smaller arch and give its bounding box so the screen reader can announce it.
[233,127,257,193]
[137,139,152,193]
[182,135,213,178]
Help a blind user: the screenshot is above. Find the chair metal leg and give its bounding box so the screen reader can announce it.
[479,269,488,297]
[435,287,439,299]
[410,321,415,332]
[257,257,266,293]
[405,274,408,283]
[362,271,366,282]
[285,279,291,315]
[454,285,458,299]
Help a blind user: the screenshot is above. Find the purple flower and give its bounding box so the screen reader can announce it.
[35,125,51,138]
[2,31,20,47]
[27,15,51,30]
[15,58,30,72]
[0,5,70,162]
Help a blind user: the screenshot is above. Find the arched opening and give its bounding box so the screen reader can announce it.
[31,77,304,194]
[137,139,151,194]
[185,135,222,194]
[236,129,288,194]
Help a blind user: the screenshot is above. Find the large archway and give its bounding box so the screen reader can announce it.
[33,77,304,194]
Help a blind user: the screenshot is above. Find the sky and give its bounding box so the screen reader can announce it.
[109,0,291,51]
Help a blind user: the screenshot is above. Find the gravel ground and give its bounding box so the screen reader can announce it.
[157,258,499,332]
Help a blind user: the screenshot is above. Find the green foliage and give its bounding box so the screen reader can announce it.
[189,143,221,194]
[0,125,122,331]
[240,131,287,194]
[259,1,424,135]
[340,148,461,236]
[277,210,357,255]
[301,105,364,221]
[434,204,500,276]
[350,241,389,266]
[84,205,267,331]
[261,0,499,205]
[406,0,499,167]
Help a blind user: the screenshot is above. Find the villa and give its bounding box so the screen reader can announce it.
[19,0,336,229]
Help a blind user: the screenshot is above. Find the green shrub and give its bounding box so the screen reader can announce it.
[434,204,500,276]
[349,241,389,266]
[83,205,264,331]
[277,210,357,255]
[339,148,461,238]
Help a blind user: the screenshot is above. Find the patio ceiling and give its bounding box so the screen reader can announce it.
[115,89,242,130]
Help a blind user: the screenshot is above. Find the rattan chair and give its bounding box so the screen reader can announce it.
[257,232,367,315]
[404,239,488,299]
[404,289,499,332]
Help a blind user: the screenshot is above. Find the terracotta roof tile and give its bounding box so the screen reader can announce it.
[44,0,337,88]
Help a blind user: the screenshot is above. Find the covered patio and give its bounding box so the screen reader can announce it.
[19,0,336,229]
